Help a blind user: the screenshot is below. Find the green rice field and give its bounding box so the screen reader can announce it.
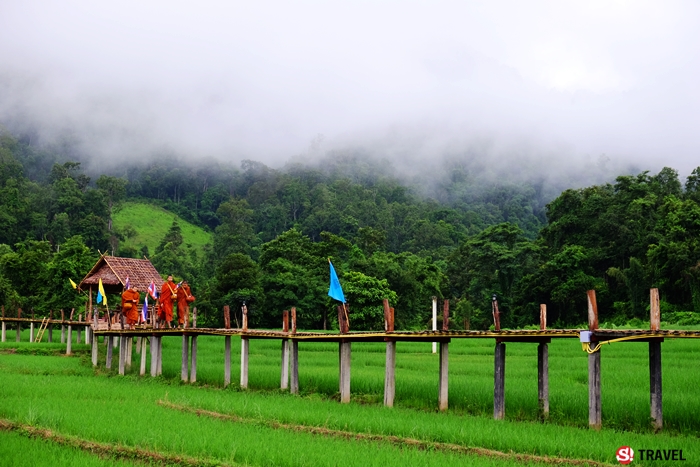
[1,329,699,466]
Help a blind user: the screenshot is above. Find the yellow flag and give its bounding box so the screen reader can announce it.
[98,278,107,307]
[69,278,77,289]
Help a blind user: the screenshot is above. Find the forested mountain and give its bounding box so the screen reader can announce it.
[2,129,699,329]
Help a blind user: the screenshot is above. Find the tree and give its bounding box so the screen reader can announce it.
[341,271,397,331]
[96,175,127,232]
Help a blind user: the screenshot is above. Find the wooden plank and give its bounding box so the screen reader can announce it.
[588,350,602,430]
[290,340,299,394]
[494,342,506,420]
[384,340,396,407]
[189,336,198,383]
[181,335,190,382]
[224,335,231,387]
[650,340,662,431]
[438,341,449,411]
[339,341,351,403]
[538,342,549,419]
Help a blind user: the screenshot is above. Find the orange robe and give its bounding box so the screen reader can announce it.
[121,289,140,325]
[177,284,194,326]
[159,280,177,323]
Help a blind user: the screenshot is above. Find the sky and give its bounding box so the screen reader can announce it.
[0,0,699,180]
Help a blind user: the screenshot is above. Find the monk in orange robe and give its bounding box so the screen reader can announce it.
[159,275,177,328]
[176,280,194,328]
[121,286,140,329]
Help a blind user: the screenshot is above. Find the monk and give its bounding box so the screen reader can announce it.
[159,275,177,328]
[176,280,195,328]
[121,286,140,329]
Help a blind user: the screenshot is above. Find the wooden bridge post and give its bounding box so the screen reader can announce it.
[181,334,190,382]
[66,324,73,355]
[118,334,126,375]
[106,336,113,370]
[139,337,148,376]
[76,315,82,344]
[650,288,662,432]
[432,296,437,353]
[281,310,290,390]
[189,335,198,383]
[60,310,65,343]
[339,339,351,403]
[224,305,231,387]
[240,304,249,388]
[156,337,163,376]
[127,337,133,368]
[587,290,602,430]
[48,311,53,343]
[439,340,449,411]
[494,341,506,419]
[30,322,35,342]
[16,308,22,342]
[538,304,549,419]
[1,321,5,343]
[91,332,98,366]
[150,335,158,377]
[136,337,141,354]
[383,299,396,407]
[290,308,299,394]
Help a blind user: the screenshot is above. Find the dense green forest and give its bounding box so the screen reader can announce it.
[1,129,699,330]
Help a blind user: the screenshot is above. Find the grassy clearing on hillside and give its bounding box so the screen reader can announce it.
[112,201,211,257]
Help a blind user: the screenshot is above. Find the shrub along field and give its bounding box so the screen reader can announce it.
[1,331,700,466]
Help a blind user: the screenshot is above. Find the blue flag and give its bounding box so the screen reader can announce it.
[328,260,345,303]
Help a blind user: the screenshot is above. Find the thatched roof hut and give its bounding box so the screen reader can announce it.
[79,255,163,295]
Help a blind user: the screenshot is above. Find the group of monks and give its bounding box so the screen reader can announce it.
[120,275,195,329]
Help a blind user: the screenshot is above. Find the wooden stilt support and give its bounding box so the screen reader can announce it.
[16,323,21,342]
[650,288,662,431]
[91,332,98,366]
[2,321,6,342]
[281,310,290,390]
[240,337,249,388]
[140,337,148,376]
[538,342,549,418]
[30,322,35,342]
[224,335,231,387]
[48,314,53,342]
[66,326,72,355]
[494,341,506,419]
[189,336,197,383]
[135,337,141,353]
[156,337,163,376]
[106,336,113,370]
[181,334,190,382]
[290,340,299,394]
[432,296,437,354]
[438,340,449,411]
[339,340,351,403]
[76,324,81,344]
[150,336,158,377]
[126,337,132,368]
[383,299,396,407]
[118,334,126,375]
[587,289,602,430]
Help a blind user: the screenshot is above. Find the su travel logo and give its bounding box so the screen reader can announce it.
[616,446,687,463]
[617,446,634,465]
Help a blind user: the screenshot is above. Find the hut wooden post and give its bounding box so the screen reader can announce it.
[76,315,82,344]
[189,336,197,383]
[538,304,549,419]
[240,304,249,388]
[494,340,506,419]
[91,331,98,366]
[181,334,190,382]
[224,305,231,387]
[106,336,113,369]
[140,337,148,376]
[290,308,299,394]
[150,335,158,377]
[383,299,396,407]
[1,320,5,343]
[438,339,449,411]
[650,288,663,432]
[281,310,290,390]
[30,321,35,343]
[66,324,72,355]
[587,290,602,431]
